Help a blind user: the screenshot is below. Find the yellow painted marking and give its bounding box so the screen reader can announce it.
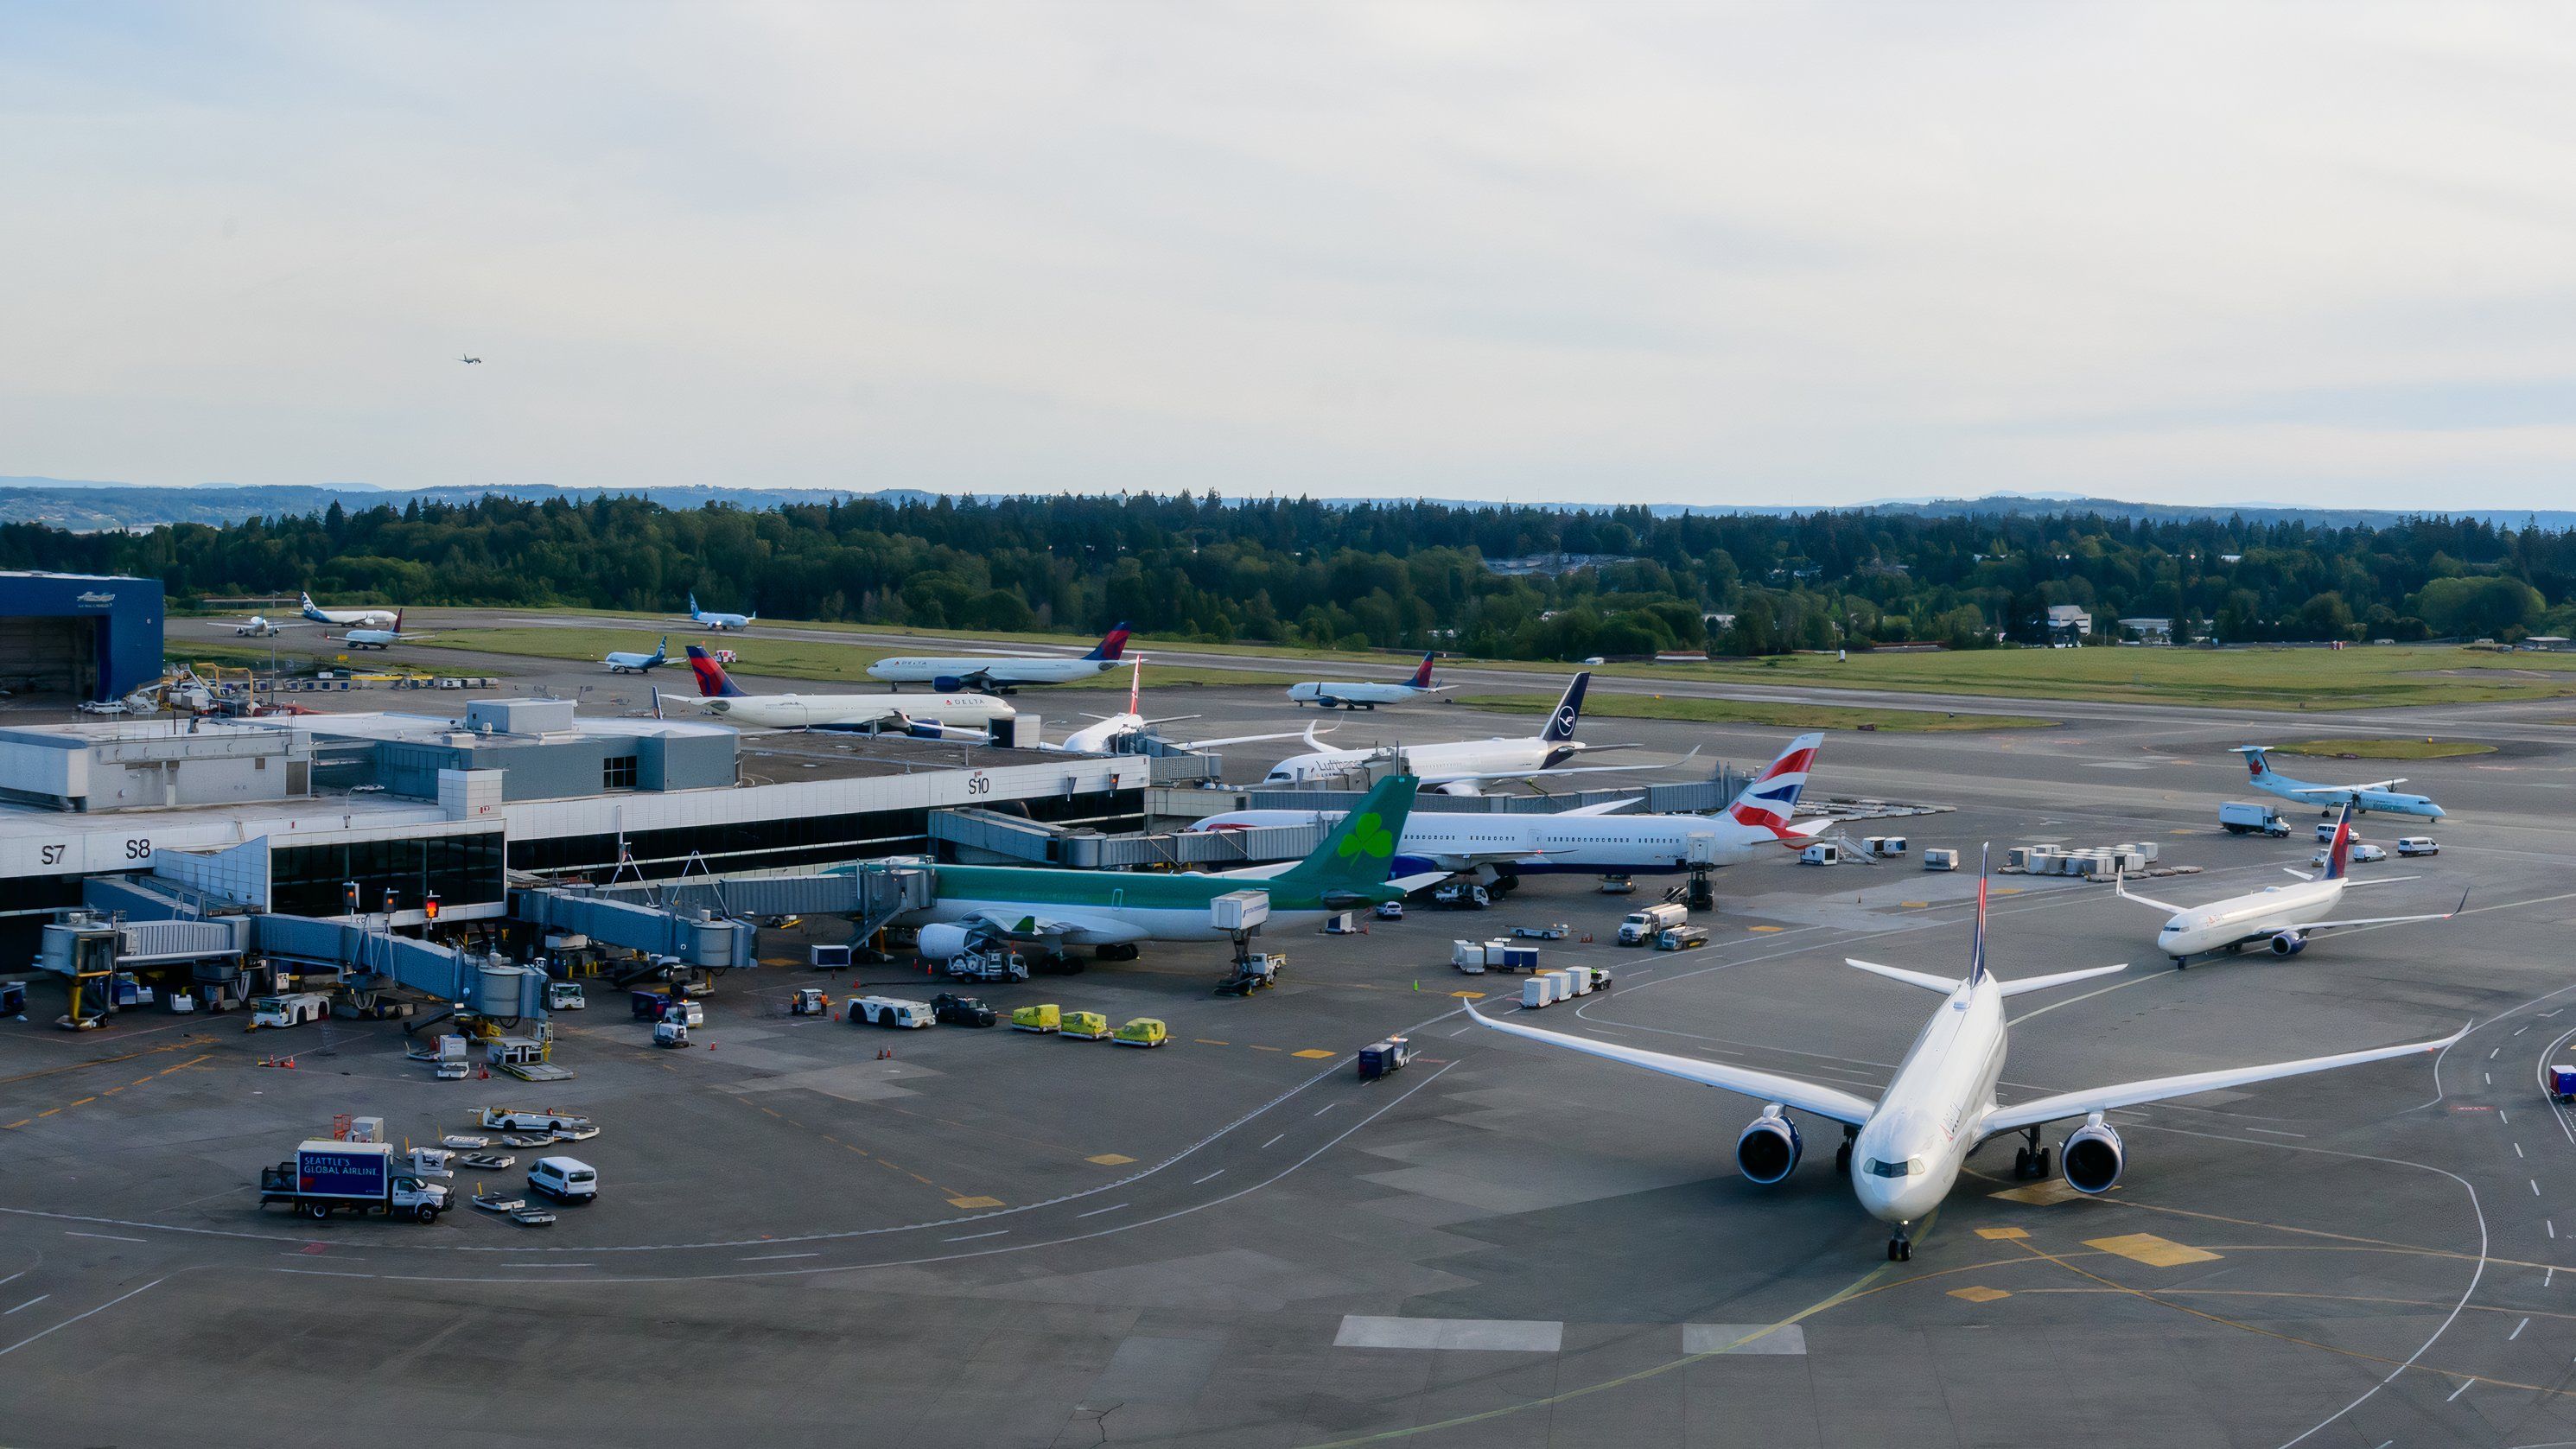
[1900,901,1929,909]
[947,1195,1003,1210]
[3,1120,28,1129]
[1976,1227,2029,1241]
[1949,1286,2011,1303]
[1086,1153,1135,1166]
[1293,1049,1338,1059]
[2085,1233,2221,1268]
[69,1096,93,1107]
[36,1109,60,1118]
[1990,1179,2095,1205]
[759,1106,782,1117]
[1194,1039,1231,1045]
[101,1087,121,1095]
[1450,991,1485,1000]
[1746,925,1784,932]
[1994,887,2023,895]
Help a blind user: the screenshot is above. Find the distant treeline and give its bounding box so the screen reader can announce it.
[8,492,2573,657]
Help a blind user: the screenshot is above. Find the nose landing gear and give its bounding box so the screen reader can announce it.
[1886,1226,1912,1262]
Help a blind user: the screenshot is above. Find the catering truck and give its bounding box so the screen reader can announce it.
[258,1140,452,1223]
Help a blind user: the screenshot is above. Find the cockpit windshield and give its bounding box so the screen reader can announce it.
[1863,1157,1929,1178]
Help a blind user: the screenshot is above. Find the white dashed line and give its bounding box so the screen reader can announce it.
[0,1277,165,1361]
[1261,1134,1285,1149]
[740,1252,817,1262]
[1193,1170,1224,1185]
[498,1262,595,1268]
[2533,1180,2541,1196]
[3,1296,48,1316]
[2447,1378,2474,1402]
[2513,1316,2530,1340]
[944,1230,1008,1242]
[2517,1144,2527,1159]
[2246,1128,2305,1139]
[1313,1103,1343,1117]
[1075,1202,1129,1219]
[64,1231,143,1243]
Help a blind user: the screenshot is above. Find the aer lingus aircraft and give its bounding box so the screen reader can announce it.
[880,774,1447,964]
[1472,848,2462,1262]
[2233,745,2446,819]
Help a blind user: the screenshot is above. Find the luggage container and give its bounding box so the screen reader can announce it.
[1451,939,1488,974]
[2004,846,2032,870]
[1878,835,1909,856]
[1520,975,1560,1009]
[2551,1066,2576,1103]
[1112,1018,1167,1048]
[1923,848,1959,871]
[1798,842,1840,866]
[1358,1036,1414,1080]
[1559,966,1593,996]
[1061,1011,1112,1040]
[809,944,852,969]
[1498,944,1541,972]
[1010,1003,1060,1033]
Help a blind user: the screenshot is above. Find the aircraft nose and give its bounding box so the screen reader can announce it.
[2427,804,2446,819]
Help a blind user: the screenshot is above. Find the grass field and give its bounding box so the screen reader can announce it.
[410,628,1279,688]
[1453,693,2058,733]
[2273,737,2497,759]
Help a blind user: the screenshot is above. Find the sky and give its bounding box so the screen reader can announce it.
[6,3,2576,509]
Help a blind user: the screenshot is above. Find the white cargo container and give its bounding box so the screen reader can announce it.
[1879,835,1908,856]
[1558,966,1593,996]
[2005,845,2032,870]
[1521,975,1559,1009]
[1923,848,1959,871]
[1798,842,1841,866]
[1451,939,1488,974]
[1211,890,1271,932]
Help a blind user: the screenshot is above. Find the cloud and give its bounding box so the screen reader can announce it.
[3,2,2575,508]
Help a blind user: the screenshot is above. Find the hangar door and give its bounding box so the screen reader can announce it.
[0,615,99,696]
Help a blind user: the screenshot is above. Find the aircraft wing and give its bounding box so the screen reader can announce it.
[2271,783,2352,801]
[2287,890,2467,935]
[2110,870,2186,914]
[1981,1023,2467,1135]
[1418,760,1686,791]
[1468,1004,1877,1126]
[1170,728,1313,751]
[1558,797,1642,817]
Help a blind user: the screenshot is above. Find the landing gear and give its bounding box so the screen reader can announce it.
[2171,957,2187,969]
[1887,1227,1912,1262]
[2011,1128,2051,1180]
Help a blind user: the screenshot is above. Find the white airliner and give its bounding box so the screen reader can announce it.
[866,625,1131,692]
[300,591,398,631]
[1041,659,1310,755]
[336,612,434,651]
[1287,651,1448,709]
[685,594,755,632]
[672,645,1008,734]
[1194,732,1826,878]
[1259,673,1646,795]
[2116,804,2465,966]
[1473,855,2464,1261]
[604,637,670,675]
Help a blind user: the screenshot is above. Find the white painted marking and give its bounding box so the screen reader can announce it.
[2534,1179,2541,1196]
[2492,1048,2502,1059]
[2502,1110,2512,1125]
[2488,1073,2494,1086]
[1682,1323,1808,1355]
[2446,1377,2473,1402]
[2518,1143,2527,1159]
[64,1232,143,1244]
[3,1296,48,1316]
[2246,1128,2306,1139]
[0,1271,22,1292]
[1193,1170,1224,1185]
[2519,1026,2532,1037]
[1261,1134,1285,1149]
[498,1262,595,1268]
[1313,1103,1344,1117]
[944,1230,1008,1242]
[2513,1316,2530,1340]
[0,1277,165,1360]
[739,1252,817,1262]
[1334,1315,1562,1351]
[1076,1202,1129,1219]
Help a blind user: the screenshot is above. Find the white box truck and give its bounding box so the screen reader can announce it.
[2220,802,2291,837]
[1617,903,1689,945]
[258,1141,451,1223]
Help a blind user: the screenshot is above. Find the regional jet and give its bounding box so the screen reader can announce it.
[299,592,398,631]
[1473,851,2463,1261]
[865,625,1132,693]
[2233,745,2445,819]
[1259,672,1649,795]
[2116,804,2464,966]
[604,637,671,675]
[1286,651,1449,709]
[685,594,755,632]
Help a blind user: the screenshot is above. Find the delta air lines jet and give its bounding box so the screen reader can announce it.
[1474,850,2462,1260]
[2116,804,2463,966]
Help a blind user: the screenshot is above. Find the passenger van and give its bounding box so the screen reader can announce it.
[1616,903,1689,946]
[529,1156,598,1203]
[2396,836,2439,857]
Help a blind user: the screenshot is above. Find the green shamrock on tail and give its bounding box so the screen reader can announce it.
[1338,811,1396,860]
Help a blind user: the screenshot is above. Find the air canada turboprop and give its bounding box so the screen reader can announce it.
[865,624,1131,693]
[1287,651,1448,709]
[2233,745,2445,819]
[2116,803,2464,967]
[1473,847,2465,1261]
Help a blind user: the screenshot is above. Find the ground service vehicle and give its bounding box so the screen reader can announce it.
[1618,904,1689,945]
[1655,925,1711,951]
[1113,1018,1167,1047]
[1358,1037,1413,1078]
[250,992,332,1029]
[1374,901,1405,921]
[854,995,934,1027]
[1062,1011,1113,1040]
[1599,874,1636,894]
[932,993,995,1026]
[2398,836,2439,856]
[529,1156,598,1202]
[1434,882,1490,910]
[545,981,587,1010]
[1011,1003,1060,1033]
[259,1141,450,1223]
[2314,842,2388,867]
[789,987,828,1016]
[2219,801,2292,836]
[481,1107,593,1134]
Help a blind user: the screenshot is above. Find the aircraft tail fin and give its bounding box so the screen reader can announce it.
[1127,657,1142,715]
[1269,774,1419,894]
[2233,745,2273,779]
[1969,844,1991,985]
[1085,624,1133,662]
[1409,651,1437,689]
[1539,672,1592,742]
[689,593,699,617]
[652,635,669,664]
[686,645,746,698]
[1726,732,1823,839]
[2324,803,2356,880]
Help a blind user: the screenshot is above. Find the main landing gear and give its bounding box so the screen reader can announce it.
[2010,1126,2052,1180]
[1887,1226,1912,1262]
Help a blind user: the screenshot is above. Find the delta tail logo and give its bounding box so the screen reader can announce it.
[1727,732,1823,839]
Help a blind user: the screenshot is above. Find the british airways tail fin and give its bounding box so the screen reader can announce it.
[1726,732,1823,839]
[686,645,746,698]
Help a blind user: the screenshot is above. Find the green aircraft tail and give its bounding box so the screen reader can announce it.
[1268,774,1421,895]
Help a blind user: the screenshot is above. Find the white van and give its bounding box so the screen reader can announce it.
[1616,903,1689,946]
[529,1156,598,1203]
[2396,836,2439,857]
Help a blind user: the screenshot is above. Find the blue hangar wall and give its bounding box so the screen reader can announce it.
[0,573,165,700]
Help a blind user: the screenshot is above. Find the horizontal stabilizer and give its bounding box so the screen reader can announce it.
[1843,958,1960,994]
[1996,963,2128,998]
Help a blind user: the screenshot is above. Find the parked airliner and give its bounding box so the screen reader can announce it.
[671,645,1008,734]
[2234,745,2445,819]
[1474,852,2463,1260]
[1193,732,1825,877]
[1259,673,1645,795]
[2116,804,2463,966]
[1287,652,1448,709]
[867,625,1132,693]
[1042,659,1309,755]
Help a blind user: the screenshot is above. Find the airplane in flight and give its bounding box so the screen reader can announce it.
[2233,745,2445,819]
[669,645,1008,734]
[299,592,398,631]
[335,612,435,651]
[865,625,1131,693]
[1040,659,1312,755]
[1258,673,1649,795]
[459,354,481,365]
[685,594,755,632]
[2116,804,2464,966]
[884,774,1449,964]
[604,637,671,675]
[1286,651,1449,710]
[1192,732,1824,880]
[1472,850,2463,1261]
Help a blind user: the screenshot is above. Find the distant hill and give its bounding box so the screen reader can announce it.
[0,476,2568,532]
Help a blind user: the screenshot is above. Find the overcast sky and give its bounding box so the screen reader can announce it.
[7,3,2576,509]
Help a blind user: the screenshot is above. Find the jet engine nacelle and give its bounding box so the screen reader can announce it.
[915,924,981,962]
[2061,1116,2126,1195]
[1735,1106,1803,1185]
[2269,931,2308,957]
